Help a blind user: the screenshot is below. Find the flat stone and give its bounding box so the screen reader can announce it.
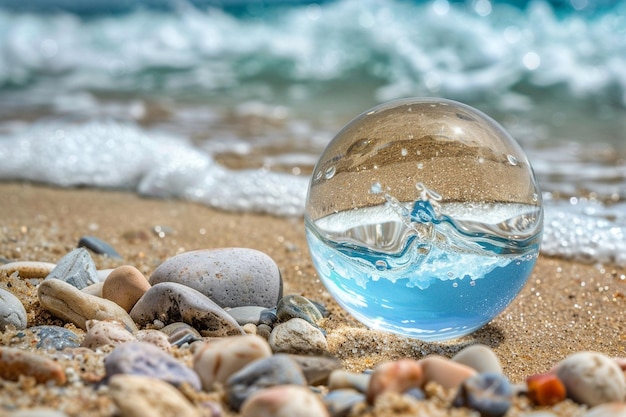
[0,261,57,279]
[452,344,502,374]
[276,294,323,325]
[38,278,137,332]
[78,235,122,259]
[104,341,201,390]
[149,248,282,309]
[109,374,201,417]
[240,385,330,417]
[289,354,343,385]
[0,287,27,330]
[102,265,151,312]
[81,319,136,350]
[0,346,66,385]
[555,351,626,407]
[226,354,307,411]
[269,318,328,354]
[45,248,99,289]
[130,282,244,337]
[226,306,268,325]
[193,335,273,391]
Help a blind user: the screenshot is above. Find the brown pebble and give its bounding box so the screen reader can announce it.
[102,265,151,312]
[240,384,330,417]
[367,359,423,404]
[419,355,477,390]
[0,346,66,385]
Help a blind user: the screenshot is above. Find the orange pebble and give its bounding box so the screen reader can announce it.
[367,359,424,404]
[526,373,566,406]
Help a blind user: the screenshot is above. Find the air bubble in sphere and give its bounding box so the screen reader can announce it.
[305,98,543,341]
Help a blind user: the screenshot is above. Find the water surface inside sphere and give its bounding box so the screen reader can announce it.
[305,98,543,341]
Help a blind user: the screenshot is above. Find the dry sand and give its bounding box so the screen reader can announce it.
[0,182,625,416]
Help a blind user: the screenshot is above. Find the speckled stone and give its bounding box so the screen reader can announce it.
[130,282,244,337]
[582,402,626,417]
[38,278,137,332]
[193,335,273,391]
[78,235,122,259]
[555,351,626,407]
[367,359,423,404]
[276,294,323,325]
[81,319,136,349]
[0,287,27,330]
[45,248,99,289]
[102,265,151,312]
[452,372,513,417]
[136,329,171,352]
[0,261,57,279]
[104,341,201,390]
[109,374,201,417]
[149,248,282,309]
[226,354,307,411]
[26,325,81,351]
[269,318,328,354]
[0,346,66,385]
[452,344,502,374]
[240,385,330,417]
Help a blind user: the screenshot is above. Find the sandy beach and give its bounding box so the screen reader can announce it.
[1,181,625,416]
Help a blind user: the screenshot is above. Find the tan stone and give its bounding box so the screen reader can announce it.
[367,359,423,404]
[420,355,477,390]
[102,265,150,312]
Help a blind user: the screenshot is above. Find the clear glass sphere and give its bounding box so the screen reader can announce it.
[305,98,543,341]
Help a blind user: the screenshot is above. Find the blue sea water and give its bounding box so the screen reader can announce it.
[0,0,625,265]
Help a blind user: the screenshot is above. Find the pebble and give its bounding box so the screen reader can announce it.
[148,248,283,309]
[25,325,82,351]
[582,402,626,417]
[258,309,278,327]
[242,323,257,334]
[44,248,99,289]
[104,341,201,390]
[526,373,567,406]
[555,351,626,406]
[226,306,268,325]
[102,265,151,312]
[81,319,136,350]
[160,322,202,346]
[226,354,307,411]
[78,235,122,259]
[109,374,201,417]
[240,385,330,417]
[0,261,57,278]
[193,335,273,390]
[452,344,502,374]
[136,329,171,352]
[276,294,324,325]
[38,278,138,332]
[329,370,371,393]
[257,324,272,339]
[9,410,70,417]
[81,282,104,297]
[0,287,27,330]
[0,346,66,385]
[130,282,244,337]
[269,317,328,354]
[290,354,343,385]
[420,355,478,389]
[367,359,423,404]
[452,372,513,417]
[324,389,366,417]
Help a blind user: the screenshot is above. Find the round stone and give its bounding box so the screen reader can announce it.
[102,265,151,312]
[0,288,27,330]
[240,385,330,417]
[149,248,282,309]
[81,319,136,350]
[268,318,328,355]
[452,344,502,374]
[304,97,543,341]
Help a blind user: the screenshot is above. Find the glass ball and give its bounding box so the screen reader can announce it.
[305,98,543,341]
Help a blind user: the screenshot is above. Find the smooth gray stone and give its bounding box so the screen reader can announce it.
[324,389,366,417]
[452,344,502,374]
[289,354,343,385]
[226,354,307,411]
[0,288,27,330]
[78,236,122,259]
[226,306,268,325]
[104,341,201,390]
[130,282,244,337]
[45,248,98,289]
[276,294,323,325]
[149,248,282,309]
[258,309,277,326]
[453,373,512,417]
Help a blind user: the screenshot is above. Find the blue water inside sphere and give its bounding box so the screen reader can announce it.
[305,98,543,341]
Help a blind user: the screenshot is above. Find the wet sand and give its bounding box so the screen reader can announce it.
[1,182,625,416]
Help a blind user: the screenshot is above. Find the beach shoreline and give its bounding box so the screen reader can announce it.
[1,181,625,415]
